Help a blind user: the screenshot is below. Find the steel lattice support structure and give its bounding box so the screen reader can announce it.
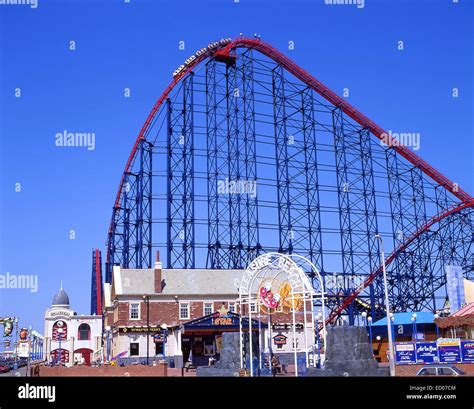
[300,86,324,286]
[103,37,474,323]
[167,74,195,269]
[106,139,153,281]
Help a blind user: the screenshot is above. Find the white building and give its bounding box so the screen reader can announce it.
[43,286,102,366]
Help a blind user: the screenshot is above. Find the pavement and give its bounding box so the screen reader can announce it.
[0,366,28,377]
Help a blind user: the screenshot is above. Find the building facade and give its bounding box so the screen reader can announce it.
[43,287,102,366]
[103,255,314,368]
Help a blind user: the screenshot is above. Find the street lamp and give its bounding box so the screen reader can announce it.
[315,312,322,368]
[375,234,395,377]
[390,312,396,343]
[434,313,440,338]
[142,295,150,365]
[412,314,418,362]
[26,326,32,377]
[31,330,37,361]
[367,316,373,346]
[361,311,368,326]
[411,313,418,340]
[14,317,18,371]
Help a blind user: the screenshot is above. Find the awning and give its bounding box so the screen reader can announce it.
[181,311,260,332]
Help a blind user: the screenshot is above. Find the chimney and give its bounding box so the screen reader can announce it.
[154,251,162,293]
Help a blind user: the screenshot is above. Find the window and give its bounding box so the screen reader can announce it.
[130,342,139,356]
[418,368,436,376]
[228,302,236,313]
[130,303,140,320]
[250,302,257,313]
[179,302,190,320]
[203,302,213,316]
[77,323,91,341]
[52,321,68,341]
[155,343,164,355]
[438,368,455,376]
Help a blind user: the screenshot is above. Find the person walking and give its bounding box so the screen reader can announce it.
[271,355,279,377]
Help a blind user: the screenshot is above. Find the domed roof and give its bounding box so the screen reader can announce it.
[52,287,70,306]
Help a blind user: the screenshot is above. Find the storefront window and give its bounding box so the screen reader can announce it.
[130,342,139,356]
[155,343,164,355]
[179,302,190,319]
[228,302,236,313]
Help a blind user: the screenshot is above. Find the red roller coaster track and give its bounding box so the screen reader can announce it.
[108,36,473,322]
[112,36,472,216]
[324,200,474,326]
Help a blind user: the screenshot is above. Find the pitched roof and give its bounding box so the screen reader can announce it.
[451,302,474,317]
[113,267,244,296]
[436,303,474,328]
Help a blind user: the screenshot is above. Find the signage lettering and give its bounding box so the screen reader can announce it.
[213,317,233,325]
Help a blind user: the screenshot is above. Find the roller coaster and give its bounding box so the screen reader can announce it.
[101,36,473,325]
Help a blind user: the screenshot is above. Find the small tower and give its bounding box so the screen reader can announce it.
[90,249,103,315]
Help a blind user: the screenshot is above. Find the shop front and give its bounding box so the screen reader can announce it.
[178,306,260,367]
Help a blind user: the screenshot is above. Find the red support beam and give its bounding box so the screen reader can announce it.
[323,200,474,327]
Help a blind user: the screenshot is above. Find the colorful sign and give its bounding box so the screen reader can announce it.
[259,282,281,309]
[273,333,287,346]
[19,328,28,340]
[50,349,69,363]
[279,282,303,311]
[16,341,30,358]
[437,338,461,363]
[412,333,425,341]
[461,340,474,363]
[0,317,14,337]
[121,326,161,333]
[445,265,465,313]
[47,310,72,319]
[111,351,127,361]
[213,317,234,325]
[52,320,67,341]
[415,342,438,364]
[394,342,416,364]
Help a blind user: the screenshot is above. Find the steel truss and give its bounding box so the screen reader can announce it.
[105,39,473,322]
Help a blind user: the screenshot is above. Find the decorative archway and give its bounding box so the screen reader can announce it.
[238,252,326,377]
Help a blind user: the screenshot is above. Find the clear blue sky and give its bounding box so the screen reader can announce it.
[0,0,472,332]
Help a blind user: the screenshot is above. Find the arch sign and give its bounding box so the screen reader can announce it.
[238,252,326,377]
